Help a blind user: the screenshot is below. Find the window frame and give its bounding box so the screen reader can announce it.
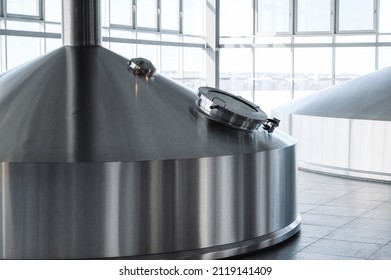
[256,0,293,35]
[294,0,334,35]
[5,0,43,20]
[335,0,377,34]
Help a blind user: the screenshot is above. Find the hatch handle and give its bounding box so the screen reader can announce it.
[210,96,226,109]
[261,117,280,133]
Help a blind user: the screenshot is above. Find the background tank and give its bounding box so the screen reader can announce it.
[273,66,391,182]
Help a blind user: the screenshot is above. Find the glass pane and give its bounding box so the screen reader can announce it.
[255,81,291,115]
[338,0,374,31]
[220,48,252,100]
[294,48,332,77]
[110,29,133,38]
[183,0,204,36]
[6,0,40,16]
[7,36,41,70]
[161,0,179,31]
[255,48,291,80]
[110,0,132,26]
[294,48,332,98]
[220,48,252,79]
[46,38,62,53]
[181,79,205,91]
[335,35,376,43]
[183,47,203,78]
[378,47,391,70]
[7,20,40,31]
[297,0,331,32]
[379,0,391,33]
[45,23,61,33]
[161,46,179,78]
[137,0,157,29]
[255,48,292,115]
[0,35,5,73]
[45,0,62,22]
[110,43,133,58]
[335,47,375,79]
[220,0,253,36]
[258,0,290,34]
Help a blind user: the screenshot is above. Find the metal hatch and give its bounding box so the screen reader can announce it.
[196,87,267,130]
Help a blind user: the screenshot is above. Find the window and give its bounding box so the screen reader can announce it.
[378,47,391,70]
[335,47,375,80]
[110,0,133,26]
[257,0,290,34]
[136,0,157,29]
[183,0,204,36]
[220,48,253,100]
[296,0,332,33]
[161,46,180,78]
[183,47,204,78]
[337,0,375,32]
[6,0,41,17]
[6,36,41,69]
[255,48,292,114]
[161,0,179,31]
[294,48,332,98]
[220,0,253,36]
[379,0,391,33]
[45,0,61,22]
[0,0,3,17]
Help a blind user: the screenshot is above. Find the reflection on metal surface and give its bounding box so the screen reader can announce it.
[128,57,156,77]
[1,149,299,259]
[273,66,391,182]
[0,0,300,259]
[196,87,267,130]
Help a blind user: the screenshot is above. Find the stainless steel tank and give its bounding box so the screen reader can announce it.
[0,0,300,259]
[273,66,391,182]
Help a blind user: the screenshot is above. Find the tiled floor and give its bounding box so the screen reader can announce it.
[239,169,391,260]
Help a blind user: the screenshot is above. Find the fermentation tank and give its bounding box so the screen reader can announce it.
[0,0,300,259]
[273,66,391,182]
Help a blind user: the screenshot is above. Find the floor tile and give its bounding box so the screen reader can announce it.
[301,239,382,259]
[299,188,350,199]
[373,202,391,211]
[301,213,355,227]
[343,191,391,202]
[297,194,335,205]
[362,209,391,220]
[356,185,391,195]
[307,205,369,218]
[240,234,318,260]
[326,196,383,209]
[345,217,391,231]
[288,252,360,260]
[299,224,338,238]
[369,245,391,260]
[325,227,391,245]
[298,203,319,214]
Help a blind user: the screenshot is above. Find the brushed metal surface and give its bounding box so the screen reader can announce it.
[0,46,295,163]
[275,66,391,121]
[63,0,101,46]
[273,66,391,182]
[1,146,298,259]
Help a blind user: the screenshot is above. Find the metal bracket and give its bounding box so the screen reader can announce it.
[128,57,156,77]
[261,117,280,133]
